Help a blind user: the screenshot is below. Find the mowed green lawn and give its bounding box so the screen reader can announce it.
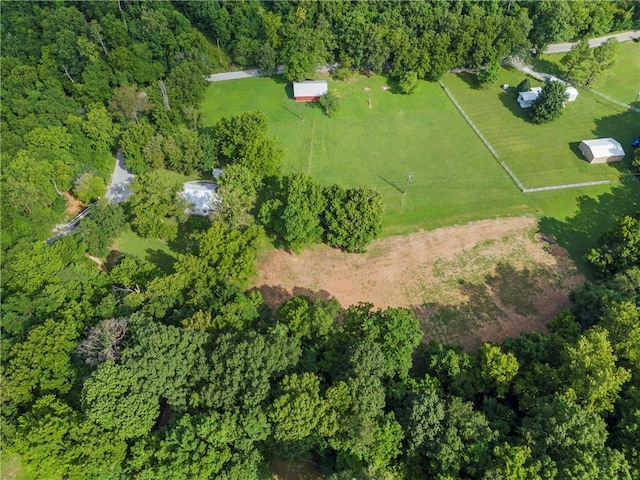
[203,74,531,235]
[202,69,638,235]
[443,69,638,188]
[533,40,640,105]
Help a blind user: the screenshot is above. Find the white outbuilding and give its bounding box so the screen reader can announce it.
[565,86,579,102]
[578,138,625,164]
[293,80,328,102]
[517,85,579,108]
[517,87,543,108]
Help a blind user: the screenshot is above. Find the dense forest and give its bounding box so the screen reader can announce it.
[1,1,639,479]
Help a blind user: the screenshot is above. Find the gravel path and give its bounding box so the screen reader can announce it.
[105,149,134,204]
[544,30,640,53]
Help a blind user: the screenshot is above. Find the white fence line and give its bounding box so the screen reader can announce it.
[522,180,612,193]
[580,86,640,113]
[439,81,617,194]
[438,81,526,192]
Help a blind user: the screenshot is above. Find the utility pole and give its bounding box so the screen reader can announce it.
[402,174,412,208]
[403,174,412,195]
[217,38,222,65]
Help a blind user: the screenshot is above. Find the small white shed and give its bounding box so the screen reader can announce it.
[565,86,579,102]
[517,87,543,108]
[517,85,578,108]
[578,138,625,164]
[293,80,328,102]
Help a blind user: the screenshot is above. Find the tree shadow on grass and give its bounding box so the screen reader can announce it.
[538,181,640,276]
[250,284,334,313]
[529,56,565,78]
[592,108,640,177]
[167,216,210,255]
[145,248,176,274]
[378,175,404,193]
[568,141,587,162]
[498,90,532,122]
[413,280,506,350]
[456,72,480,89]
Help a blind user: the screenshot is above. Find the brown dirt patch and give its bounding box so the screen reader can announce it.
[64,191,86,216]
[253,216,585,350]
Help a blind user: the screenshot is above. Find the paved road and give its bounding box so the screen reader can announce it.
[544,30,640,53]
[105,149,134,204]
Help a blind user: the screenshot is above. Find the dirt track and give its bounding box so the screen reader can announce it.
[253,216,584,349]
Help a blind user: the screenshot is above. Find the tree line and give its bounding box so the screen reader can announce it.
[177,0,638,83]
[2,209,639,478]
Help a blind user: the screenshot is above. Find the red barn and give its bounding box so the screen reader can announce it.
[293,80,328,102]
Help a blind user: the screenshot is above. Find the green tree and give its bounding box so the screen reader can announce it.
[256,43,278,75]
[342,305,423,380]
[82,360,159,439]
[261,173,326,250]
[562,328,631,413]
[120,121,156,174]
[200,326,301,416]
[120,318,208,409]
[319,90,340,116]
[478,62,500,89]
[479,343,520,398]
[424,396,496,478]
[276,296,339,341]
[82,103,119,152]
[484,444,542,480]
[213,111,284,178]
[268,372,334,459]
[531,80,569,124]
[127,413,235,479]
[561,38,591,81]
[128,171,188,240]
[323,185,383,253]
[15,395,126,480]
[78,201,126,257]
[599,301,640,371]
[585,214,640,275]
[521,394,626,479]
[73,172,106,203]
[3,319,79,405]
[584,38,620,85]
[398,71,419,94]
[213,164,261,228]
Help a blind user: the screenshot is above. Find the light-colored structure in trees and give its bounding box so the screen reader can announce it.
[180,181,221,215]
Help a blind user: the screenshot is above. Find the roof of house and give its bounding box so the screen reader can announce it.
[180,181,221,215]
[293,80,328,98]
[580,138,625,158]
[518,90,539,102]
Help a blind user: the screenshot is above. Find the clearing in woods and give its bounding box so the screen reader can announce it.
[253,216,584,350]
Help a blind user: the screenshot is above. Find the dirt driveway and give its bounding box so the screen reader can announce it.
[253,216,584,349]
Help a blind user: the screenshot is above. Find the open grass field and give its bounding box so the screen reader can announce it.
[202,68,637,238]
[532,39,640,104]
[203,74,534,236]
[443,68,638,188]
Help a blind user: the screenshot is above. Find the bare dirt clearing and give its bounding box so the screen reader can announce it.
[253,216,584,350]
